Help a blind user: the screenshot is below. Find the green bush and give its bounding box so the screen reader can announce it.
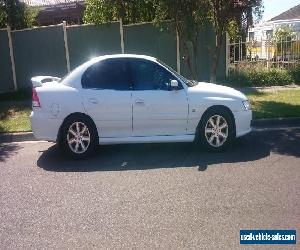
[225,68,298,87]
[289,66,300,84]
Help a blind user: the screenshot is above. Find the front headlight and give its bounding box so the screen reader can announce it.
[242,100,251,110]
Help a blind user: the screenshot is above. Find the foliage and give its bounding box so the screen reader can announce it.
[155,0,263,81]
[270,26,296,57]
[226,67,296,87]
[203,0,263,82]
[289,65,300,84]
[84,0,263,82]
[0,0,39,30]
[0,7,5,27]
[273,26,295,42]
[83,0,156,25]
[227,20,241,41]
[153,0,206,79]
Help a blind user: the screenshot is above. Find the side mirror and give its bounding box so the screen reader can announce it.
[170,80,179,90]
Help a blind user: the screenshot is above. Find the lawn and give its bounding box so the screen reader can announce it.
[0,89,300,133]
[0,101,31,133]
[246,89,300,119]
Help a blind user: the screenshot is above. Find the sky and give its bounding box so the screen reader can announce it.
[262,0,300,21]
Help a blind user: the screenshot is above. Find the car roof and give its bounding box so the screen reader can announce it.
[88,54,157,64]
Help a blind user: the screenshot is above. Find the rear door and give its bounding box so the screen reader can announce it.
[81,58,133,138]
[130,59,188,137]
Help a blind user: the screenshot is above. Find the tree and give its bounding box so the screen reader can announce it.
[273,26,295,42]
[84,0,156,25]
[83,0,263,82]
[0,7,5,27]
[0,0,39,30]
[203,0,263,81]
[153,0,205,79]
[154,0,263,82]
[272,26,295,59]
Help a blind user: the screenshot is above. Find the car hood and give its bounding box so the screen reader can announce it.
[188,82,247,100]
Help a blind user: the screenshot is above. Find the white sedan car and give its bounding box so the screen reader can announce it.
[30,54,251,158]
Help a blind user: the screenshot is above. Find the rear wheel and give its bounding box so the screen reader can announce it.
[198,108,235,151]
[60,115,98,159]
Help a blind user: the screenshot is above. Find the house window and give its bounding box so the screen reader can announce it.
[266,30,273,39]
[249,32,255,41]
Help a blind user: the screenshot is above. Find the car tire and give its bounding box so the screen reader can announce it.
[60,114,98,159]
[197,108,235,151]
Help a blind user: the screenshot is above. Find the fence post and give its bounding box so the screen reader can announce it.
[265,37,270,69]
[261,37,263,59]
[176,30,180,74]
[225,32,229,77]
[62,21,71,73]
[7,26,17,91]
[119,18,125,54]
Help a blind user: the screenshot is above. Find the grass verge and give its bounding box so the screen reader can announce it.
[246,89,300,119]
[0,101,31,133]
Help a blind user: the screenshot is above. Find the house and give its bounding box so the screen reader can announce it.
[247,4,300,59]
[21,0,85,26]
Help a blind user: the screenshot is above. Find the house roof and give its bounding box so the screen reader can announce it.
[270,4,300,21]
[20,0,84,7]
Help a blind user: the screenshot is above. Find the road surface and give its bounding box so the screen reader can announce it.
[0,129,299,249]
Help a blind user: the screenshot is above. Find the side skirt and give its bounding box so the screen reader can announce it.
[99,134,195,145]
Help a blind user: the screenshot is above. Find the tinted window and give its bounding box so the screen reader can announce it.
[129,59,179,91]
[81,58,131,90]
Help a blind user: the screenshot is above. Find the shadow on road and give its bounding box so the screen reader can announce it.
[0,143,20,162]
[37,129,300,172]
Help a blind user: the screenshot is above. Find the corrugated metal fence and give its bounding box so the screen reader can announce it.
[0,21,226,93]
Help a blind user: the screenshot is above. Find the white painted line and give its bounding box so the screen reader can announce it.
[252,126,300,132]
[1,140,49,145]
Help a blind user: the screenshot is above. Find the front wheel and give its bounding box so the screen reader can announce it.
[60,115,98,159]
[198,108,235,151]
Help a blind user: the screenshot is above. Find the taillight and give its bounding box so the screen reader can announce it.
[32,88,41,108]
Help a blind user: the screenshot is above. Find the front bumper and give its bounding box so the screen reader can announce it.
[233,110,252,137]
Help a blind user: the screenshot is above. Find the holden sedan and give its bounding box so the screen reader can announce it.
[30,54,251,158]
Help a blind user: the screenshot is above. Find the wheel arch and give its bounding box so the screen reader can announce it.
[196,105,236,139]
[56,112,99,144]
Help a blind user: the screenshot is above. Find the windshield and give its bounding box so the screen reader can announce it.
[156,59,199,87]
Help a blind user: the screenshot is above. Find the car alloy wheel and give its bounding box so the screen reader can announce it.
[204,115,228,148]
[67,122,91,154]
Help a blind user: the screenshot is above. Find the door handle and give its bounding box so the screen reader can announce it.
[135,98,144,104]
[88,98,98,104]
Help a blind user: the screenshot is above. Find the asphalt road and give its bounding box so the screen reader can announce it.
[0,129,299,249]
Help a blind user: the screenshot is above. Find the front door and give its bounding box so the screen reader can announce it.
[130,59,188,137]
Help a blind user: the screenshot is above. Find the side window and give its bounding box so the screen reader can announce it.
[130,59,179,91]
[81,59,131,90]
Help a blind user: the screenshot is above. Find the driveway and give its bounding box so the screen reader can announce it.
[0,129,299,249]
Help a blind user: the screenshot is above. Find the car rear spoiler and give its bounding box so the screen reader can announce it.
[31,76,61,88]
